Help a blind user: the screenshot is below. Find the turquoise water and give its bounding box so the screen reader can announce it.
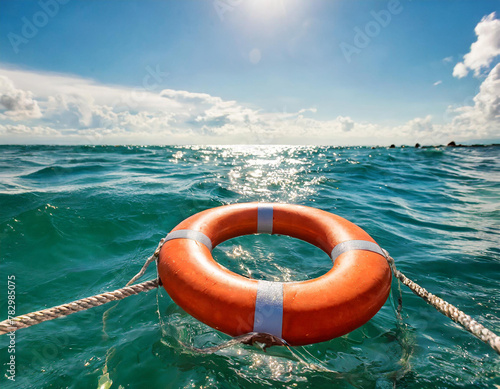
[0,145,499,388]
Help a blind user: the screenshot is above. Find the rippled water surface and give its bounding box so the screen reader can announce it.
[0,145,499,388]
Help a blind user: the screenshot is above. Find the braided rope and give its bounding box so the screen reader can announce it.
[0,279,158,335]
[384,250,500,355]
[126,238,165,286]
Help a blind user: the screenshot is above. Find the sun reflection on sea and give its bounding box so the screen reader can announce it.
[218,145,324,202]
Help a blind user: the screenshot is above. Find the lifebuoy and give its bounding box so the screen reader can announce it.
[158,203,392,346]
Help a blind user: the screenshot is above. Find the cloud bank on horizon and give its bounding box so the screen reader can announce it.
[1,10,500,145]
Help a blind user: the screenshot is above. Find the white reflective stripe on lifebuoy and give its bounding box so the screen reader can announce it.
[164,229,213,251]
[330,240,384,263]
[257,204,273,234]
[253,280,283,337]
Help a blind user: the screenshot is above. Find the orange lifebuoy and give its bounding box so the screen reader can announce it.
[158,203,392,346]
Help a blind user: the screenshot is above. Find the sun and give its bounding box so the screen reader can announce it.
[244,0,290,22]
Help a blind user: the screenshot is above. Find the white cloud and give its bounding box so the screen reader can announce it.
[401,115,434,134]
[298,108,317,114]
[0,76,42,120]
[453,12,500,78]
[442,56,453,64]
[452,63,469,78]
[0,124,60,136]
[451,63,500,133]
[433,80,442,86]
[160,89,221,105]
[0,64,498,146]
[336,116,355,132]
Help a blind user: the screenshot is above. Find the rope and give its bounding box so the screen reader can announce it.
[0,279,158,335]
[383,249,500,355]
[0,236,498,356]
[126,238,165,286]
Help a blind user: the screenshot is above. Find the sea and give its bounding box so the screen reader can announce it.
[0,144,499,388]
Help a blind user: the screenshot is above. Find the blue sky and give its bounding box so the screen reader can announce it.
[0,0,499,145]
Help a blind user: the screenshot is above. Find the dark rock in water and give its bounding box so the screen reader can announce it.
[389,144,396,148]
[415,143,420,148]
[447,141,457,147]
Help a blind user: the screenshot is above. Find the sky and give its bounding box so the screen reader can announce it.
[0,0,499,146]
